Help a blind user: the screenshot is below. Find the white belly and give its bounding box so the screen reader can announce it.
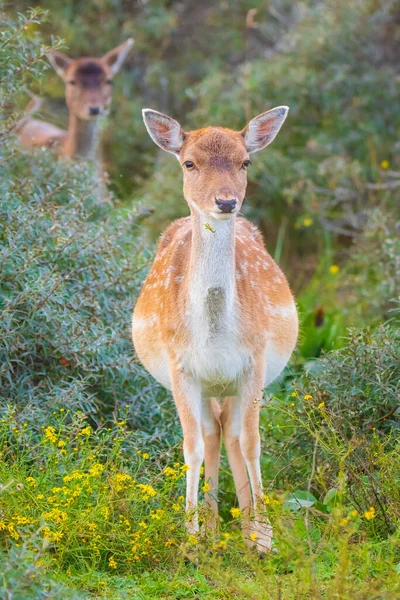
[139,337,291,397]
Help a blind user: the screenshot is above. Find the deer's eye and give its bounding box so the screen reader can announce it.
[242,159,251,169]
[68,80,76,85]
[183,161,195,170]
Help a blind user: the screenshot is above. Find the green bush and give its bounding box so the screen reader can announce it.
[0,9,177,445]
[301,323,400,436]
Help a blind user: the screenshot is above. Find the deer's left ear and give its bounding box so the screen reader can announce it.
[102,38,134,75]
[241,106,289,153]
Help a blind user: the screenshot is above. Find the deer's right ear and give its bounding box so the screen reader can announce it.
[142,109,186,157]
[47,51,72,81]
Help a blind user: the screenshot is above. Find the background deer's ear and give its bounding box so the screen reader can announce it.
[142,109,186,156]
[102,39,134,75]
[241,106,289,153]
[47,51,73,81]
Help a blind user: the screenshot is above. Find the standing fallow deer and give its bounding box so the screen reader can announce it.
[132,107,298,552]
[17,39,133,166]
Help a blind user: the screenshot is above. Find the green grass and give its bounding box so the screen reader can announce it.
[1,400,399,599]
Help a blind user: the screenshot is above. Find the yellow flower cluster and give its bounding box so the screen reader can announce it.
[230,507,241,518]
[44,426,57,444]
[150,509,165,520]
[78,426,91,437]
[137,483,157,499]
[364,506,376,521]
[113,472,135,492]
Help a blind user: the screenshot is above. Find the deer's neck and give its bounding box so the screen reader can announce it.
[188,211,236,325]
[64,114,101,160]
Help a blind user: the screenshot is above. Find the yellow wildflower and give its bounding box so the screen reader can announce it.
[108,556,117,569]
[329,265,339,275]
[291,392,297,397]
[263,495,271,505]
[230,507,241,518]
[44,426,57,444]
[340,518,349,526]
[188,534,198,545]
[57,440,66,448]
[250,533,257,541]
[79,426,91,437]
[380,160,389,169]
[200,466,204,475]
[137,483,157,499]
[139,522,147,529]
[164,467,178,478]
[16,516,34,525]
[304,394,313,401]
[364,506,376,521]
[318,402,325,409]
[202,482,211,493]
[142,453,150,460]
[7,523,20,540]
[89,463,104,477]
[172,503,181,511]
[26,477,36,487]
[303,218,313,227]
[351,509,359,517]
[165,540,173,547]
[181,464,190,472]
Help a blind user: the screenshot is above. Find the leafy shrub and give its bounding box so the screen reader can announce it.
[303,323,400,435]
[0,9,179,446]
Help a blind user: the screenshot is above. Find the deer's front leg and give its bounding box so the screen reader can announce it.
[239,368,273,553]
[170,366,203,534]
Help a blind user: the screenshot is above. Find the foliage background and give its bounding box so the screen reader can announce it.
[1,1,399,598]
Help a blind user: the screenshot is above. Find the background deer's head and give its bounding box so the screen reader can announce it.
[48,39,133,121]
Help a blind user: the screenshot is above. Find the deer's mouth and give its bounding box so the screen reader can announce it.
[210,210,238,221]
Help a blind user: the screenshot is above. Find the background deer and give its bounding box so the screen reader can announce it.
[132,107,298,552]
[17,39,133,168]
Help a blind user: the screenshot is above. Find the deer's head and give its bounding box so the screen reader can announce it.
[48,39,134,121]
[142,107,289,220]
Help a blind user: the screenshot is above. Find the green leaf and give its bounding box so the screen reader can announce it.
[285,490,317,511]
[323,488,340,508]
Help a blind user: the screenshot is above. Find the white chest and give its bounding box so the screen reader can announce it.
[178,286,251,395]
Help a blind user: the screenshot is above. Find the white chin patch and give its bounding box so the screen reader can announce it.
[211,211,236,221]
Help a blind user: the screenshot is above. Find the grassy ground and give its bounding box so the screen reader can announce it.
[1,399,399,599]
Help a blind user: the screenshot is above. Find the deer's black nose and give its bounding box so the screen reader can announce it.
[215,199,237,213]
[89,107,100,116]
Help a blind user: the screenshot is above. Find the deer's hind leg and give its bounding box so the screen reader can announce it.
[220,396,253,541]
[202,397,222,532]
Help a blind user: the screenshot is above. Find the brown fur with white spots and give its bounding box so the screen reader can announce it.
[17,40,133,164]
[132,108,298,552]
